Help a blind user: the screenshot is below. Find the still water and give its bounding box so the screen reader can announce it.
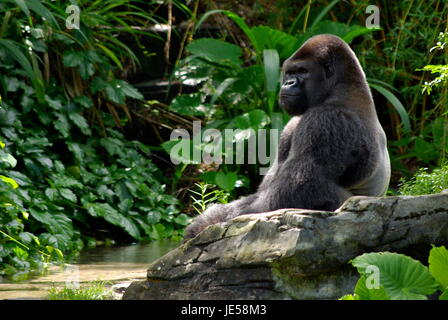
[0,240,180,299]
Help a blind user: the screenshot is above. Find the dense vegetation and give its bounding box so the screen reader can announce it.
[1,0,447,282]
[0,0,190,276]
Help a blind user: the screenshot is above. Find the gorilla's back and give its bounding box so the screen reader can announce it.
[347,122,391,197]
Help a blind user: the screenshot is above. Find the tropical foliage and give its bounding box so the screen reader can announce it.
[341,246,448,300]
[1,0,447,282]
[0,0,189,276]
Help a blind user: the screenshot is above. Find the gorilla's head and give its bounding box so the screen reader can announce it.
[279,34,363,116]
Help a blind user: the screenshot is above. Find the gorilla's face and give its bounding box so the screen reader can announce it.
[279,58,332,116]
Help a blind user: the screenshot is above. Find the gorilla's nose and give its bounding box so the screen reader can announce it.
[283,78,298,88]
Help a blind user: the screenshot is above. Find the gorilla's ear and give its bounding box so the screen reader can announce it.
[323,61,335,78]
[318,46,335,79]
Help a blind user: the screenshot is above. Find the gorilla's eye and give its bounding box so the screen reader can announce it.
[286,67,308,75]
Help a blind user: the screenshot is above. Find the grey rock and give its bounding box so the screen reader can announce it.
[123,194,448,300]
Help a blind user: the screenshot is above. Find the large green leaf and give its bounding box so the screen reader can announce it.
[187,38,242,66]
[343,26,382,44]
[263,49,280,114]
[354,275,390,300]
[429,245,448,289]
[252,26,299,59]
[263,49,280,93]
[351,252,439,300]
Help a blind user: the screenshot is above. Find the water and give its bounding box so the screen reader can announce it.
[0,240,180,300]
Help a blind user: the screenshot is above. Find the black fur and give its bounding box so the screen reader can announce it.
[183,34,390,241]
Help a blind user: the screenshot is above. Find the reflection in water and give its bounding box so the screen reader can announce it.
[0,240,180,299]
[76,240,180,264]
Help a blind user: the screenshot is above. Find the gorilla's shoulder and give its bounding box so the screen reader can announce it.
[303,105,362,123]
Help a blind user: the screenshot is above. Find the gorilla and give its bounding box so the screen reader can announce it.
[184,34,391,240]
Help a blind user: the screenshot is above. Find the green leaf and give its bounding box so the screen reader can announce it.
[74,96,93,109]
[0,152,17,167]
[0,39,45,102]
[36,156,53,169]
[309,0,341,30]
[169,93,211,116]
[354,275,389,300]
[54,113,70,138]
[187,38,242,66]
[66,142,84,163]
[195,10,259,54]
[0,175,19,188]
[17,0,59,27]
[215,171,238,192]
[210,78,237,105]
[115,80,143,100]
[10,0,30,16]
[174,213,191,226]
[229,110,271,137]
[45,188,58,201]
[146,212,161,225]
[118,199,133,213]
[342,26,381,44]
[440,289,448,300]
[30,211,74,238]
[68,113,91,135]
[85,203,140,239]
[369,83,411,133]
[100,137,124,156]
[59,188,77,202]
[339,294,360,300]
[351,252,439,300]
[62,51,84,67]
[105,83,126,104]
[428,245,448,289]
[96,43,123,70]
[18,232,34,244]
[0,108,17,126]
[91,77,108,93]
[263,49,280,93]
[252,26,299,59]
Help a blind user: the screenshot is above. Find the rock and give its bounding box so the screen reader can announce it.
[123,194,448,300]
